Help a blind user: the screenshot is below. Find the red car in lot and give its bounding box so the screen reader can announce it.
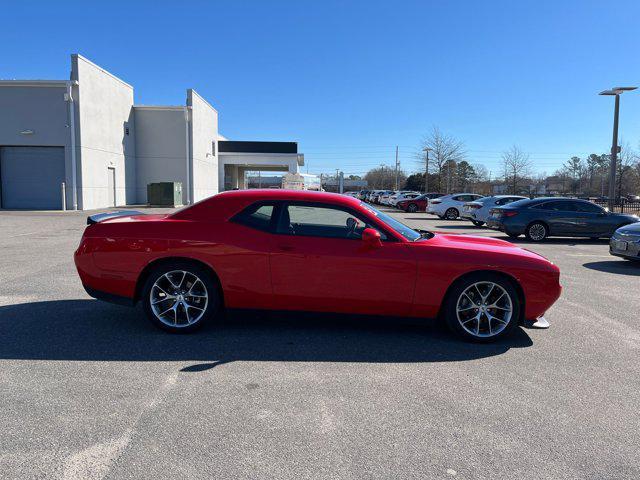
[75,190,561,342]
[397,193,445,212]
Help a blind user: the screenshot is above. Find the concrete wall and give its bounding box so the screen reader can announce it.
[72,55,136,209]
[0,82,75,207]
[133,107,189,204]
[187,89,218,203]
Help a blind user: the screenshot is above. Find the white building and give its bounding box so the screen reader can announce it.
[0,54,303,210]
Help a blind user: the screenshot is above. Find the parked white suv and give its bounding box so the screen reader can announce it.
[427,193,484,219]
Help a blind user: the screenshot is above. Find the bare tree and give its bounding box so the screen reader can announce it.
[502,145,532,194]
[364,165,407,190]
[419,126,466,193]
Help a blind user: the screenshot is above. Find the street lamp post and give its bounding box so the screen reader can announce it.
[599,86,637,211]
[423,147,432,194]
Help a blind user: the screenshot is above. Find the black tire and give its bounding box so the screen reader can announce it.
[443,273,521,343]
[471,220,485,227]
[407,203,418,213]
[445,208,459,220]
[141,261,220,333]
[525,222,548,242]
[506,232,520,239]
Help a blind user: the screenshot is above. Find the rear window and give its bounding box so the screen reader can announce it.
[233,203,275,231]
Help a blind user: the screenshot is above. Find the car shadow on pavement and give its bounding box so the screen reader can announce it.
[0,300,532,366]
[583,260,640,276]
[502,236,610,246]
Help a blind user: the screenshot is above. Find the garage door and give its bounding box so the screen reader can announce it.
[0,146,65,209]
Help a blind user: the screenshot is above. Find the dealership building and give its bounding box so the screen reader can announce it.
[0,54,304,210]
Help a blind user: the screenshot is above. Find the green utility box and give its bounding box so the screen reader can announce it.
[147,182,183,207]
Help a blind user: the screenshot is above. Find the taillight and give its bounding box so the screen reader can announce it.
[468,204,481,209]
[431,200,441,204]
[503,210,518,217]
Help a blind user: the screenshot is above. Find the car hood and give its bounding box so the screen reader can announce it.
[616,221,640,234]
[420,233,551,262]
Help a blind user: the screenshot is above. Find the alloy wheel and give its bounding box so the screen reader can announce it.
[150,270,209,327]
[445,208,458,220]
[528,223,547,241]
[455,281,513,338]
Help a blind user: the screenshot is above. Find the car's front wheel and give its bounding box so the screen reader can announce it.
[407,203,418,213]
[141,261,220,333]
[444,273,521,342]
[471,220,484,227]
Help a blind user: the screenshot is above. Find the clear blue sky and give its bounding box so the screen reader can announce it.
[2,0,639,177]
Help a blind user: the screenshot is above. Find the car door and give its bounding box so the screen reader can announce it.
[269,202,416,317]
[540,200,579,235]
[573,201,611,236]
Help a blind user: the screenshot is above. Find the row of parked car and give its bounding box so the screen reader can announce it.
[345,189,640,259]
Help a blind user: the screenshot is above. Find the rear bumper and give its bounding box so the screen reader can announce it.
[83,284,136,306]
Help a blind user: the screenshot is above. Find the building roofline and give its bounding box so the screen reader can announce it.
[0,80,73,87]
[133,105,188,111]
[72,54,134,90]
[187,89,218,113]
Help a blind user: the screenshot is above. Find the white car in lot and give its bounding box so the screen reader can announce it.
[389,191,421,206]
[461,195,527,226]
[378,191,397,205]
[427,193,484,219]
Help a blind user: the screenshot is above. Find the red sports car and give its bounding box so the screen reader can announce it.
[75,190,561,342]
[397,193,444,213]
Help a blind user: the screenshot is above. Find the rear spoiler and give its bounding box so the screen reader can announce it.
[87,210,144,225]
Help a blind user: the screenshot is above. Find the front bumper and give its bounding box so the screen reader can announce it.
[609,237,640,260]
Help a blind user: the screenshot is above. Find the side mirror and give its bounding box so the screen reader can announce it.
[362,228,382,247]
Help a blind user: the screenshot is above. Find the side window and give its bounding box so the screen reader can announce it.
[279,204,379,240]
[452,196,462,202]
[576,201,604,213]
[233,203,275,232]
[534,201,560,210]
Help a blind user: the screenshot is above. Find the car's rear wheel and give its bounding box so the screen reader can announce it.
[525,222,548,241]
[472,220,484,227]
[444,273,521,342]
[445,208,459,220]
[142,261,220,333]
[506,232,520,239]
[407,203,418,213]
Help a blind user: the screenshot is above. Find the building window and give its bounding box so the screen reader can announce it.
[212,141,216,156]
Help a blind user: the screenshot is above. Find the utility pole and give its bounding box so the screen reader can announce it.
[599,86,637,211]
[423,147,432,193]
[394,146,399,190]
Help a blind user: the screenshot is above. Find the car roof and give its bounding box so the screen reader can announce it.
[171,189,361,221]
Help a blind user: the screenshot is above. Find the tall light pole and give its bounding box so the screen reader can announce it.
[599,86,637,211]
[394,146,399,190]
[423,147,432,193]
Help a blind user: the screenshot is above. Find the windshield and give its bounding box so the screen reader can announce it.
[361,202,423,241]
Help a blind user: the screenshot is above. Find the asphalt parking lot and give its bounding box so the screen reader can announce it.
[1,207,639,479]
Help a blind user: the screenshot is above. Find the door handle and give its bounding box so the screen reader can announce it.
[277,245,294,252]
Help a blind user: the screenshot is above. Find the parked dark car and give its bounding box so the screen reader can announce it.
[486,197,639,241]
[610,223,640,261]
[397,193,445,212]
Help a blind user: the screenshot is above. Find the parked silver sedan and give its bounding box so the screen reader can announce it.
[610,222,640,261]
[461,195,527,226]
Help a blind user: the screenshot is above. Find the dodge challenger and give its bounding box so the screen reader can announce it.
[74,190,562,342]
